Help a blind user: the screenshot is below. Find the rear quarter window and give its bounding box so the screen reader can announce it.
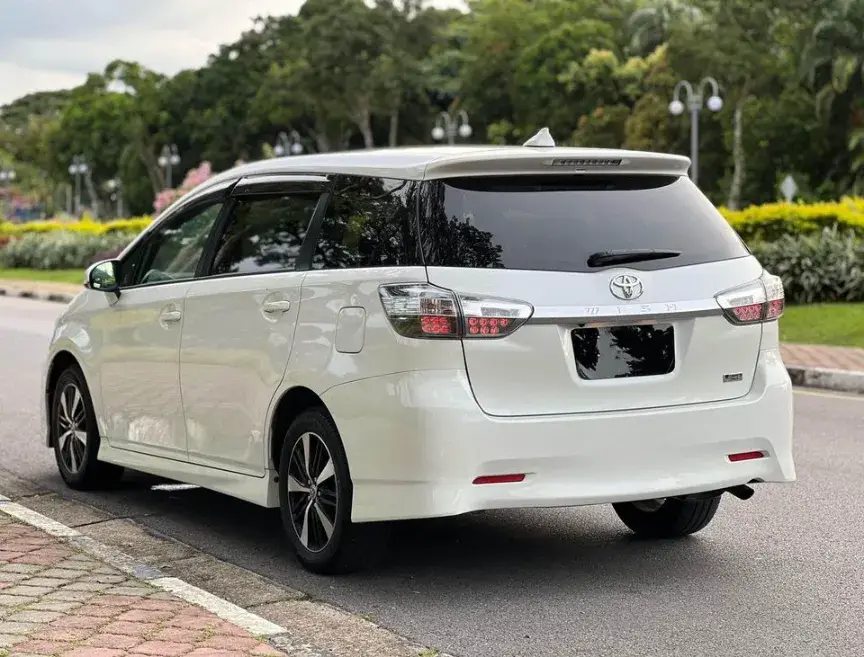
[420,175,750,272]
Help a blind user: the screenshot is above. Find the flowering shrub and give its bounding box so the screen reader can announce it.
[0,217,152,237]
[153,161,214,214]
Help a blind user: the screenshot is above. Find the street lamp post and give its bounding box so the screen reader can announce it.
[68,156,88,217]
[106,178,124,218]
[668,77,723,186]
[432,110,472,145]
[272,131,304,157]
[0,166,15,219]
[158,144,181,189]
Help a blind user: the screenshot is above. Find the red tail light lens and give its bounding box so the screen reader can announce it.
[379,283,533,339]
[715,272,785,325]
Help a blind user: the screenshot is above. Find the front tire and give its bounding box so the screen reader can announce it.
[278,408,389,574]
[613,496,721,539]
[52,366,125,490]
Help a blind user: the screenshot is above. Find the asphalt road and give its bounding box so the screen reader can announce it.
[1,294,863,657]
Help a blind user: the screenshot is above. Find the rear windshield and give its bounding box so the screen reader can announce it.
[420,175,749,272]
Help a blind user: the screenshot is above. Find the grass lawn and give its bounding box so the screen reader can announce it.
[0,266,861,348]
[0,268,83,285]
[780,304,864,348]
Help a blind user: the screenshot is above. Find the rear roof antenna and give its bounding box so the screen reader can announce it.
[523,127,556,148]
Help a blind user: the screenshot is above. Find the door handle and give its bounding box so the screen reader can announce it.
[262,300,291,314]
[160,309,182,323]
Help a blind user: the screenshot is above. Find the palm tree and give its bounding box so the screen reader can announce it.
[801,0,864,113]
[626,0,700,57]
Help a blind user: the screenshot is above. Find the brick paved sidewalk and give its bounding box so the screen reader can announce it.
[781,343,864,373]
[0,516,282,657]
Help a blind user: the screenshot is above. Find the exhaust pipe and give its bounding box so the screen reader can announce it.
[725,485,755,500]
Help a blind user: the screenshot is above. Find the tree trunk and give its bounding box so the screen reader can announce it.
[727,95,748,211]
[388,110,399,148]
[359,108,375,149]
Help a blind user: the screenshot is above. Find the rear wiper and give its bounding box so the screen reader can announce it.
[587,249,682,268]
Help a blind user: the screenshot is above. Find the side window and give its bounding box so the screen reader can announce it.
[131,202,223,287]
[209,194,319,276]
[312,176,421,270]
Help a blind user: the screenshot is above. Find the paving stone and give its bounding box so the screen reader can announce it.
[0,574,27,584]
[61,583,113,593]
[103,586,154,597]
[116,609,173,624]
[36,569,83,580]
[50,615,109,630]
[62,648,127,657]
[24,578,68,588]
[25,601,81,613]
[3,587,53,598]
[43,591,98,603]
[9,639,75,654]
[55,560,100,572]
[200,635,261,651]
[7,611,65,623]
[0,621,38,635]
[0,633,26,648]
[0,566,42,575]
[99,620,158,637]
[82,633,141,650]
[128,640,194,656]
[0,595,37,607]
[78,575,127,586]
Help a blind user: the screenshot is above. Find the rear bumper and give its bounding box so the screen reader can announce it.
[322,349,795,523]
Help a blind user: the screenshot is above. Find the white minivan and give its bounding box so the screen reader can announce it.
[41,134,795,573]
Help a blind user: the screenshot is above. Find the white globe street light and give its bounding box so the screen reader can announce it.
[706,95,724,112]
[432,110,472,145]
[68,156,88,216]
[272,130,304,158]
[158,144,181,188]
[668,77,723,186]
[0,166,16,219]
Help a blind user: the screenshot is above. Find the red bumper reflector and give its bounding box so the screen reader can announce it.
[472,474,526,485]
[728,451,766,462]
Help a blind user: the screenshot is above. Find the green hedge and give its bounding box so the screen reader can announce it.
[0,232,136,270]
[719,198,864,243]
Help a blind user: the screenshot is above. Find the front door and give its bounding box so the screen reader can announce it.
[179,180,326,475]
[98,198,225,459]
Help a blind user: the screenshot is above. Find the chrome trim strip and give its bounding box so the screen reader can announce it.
[527,300,722,325]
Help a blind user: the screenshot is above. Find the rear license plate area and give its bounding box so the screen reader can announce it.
[571,323,675,380]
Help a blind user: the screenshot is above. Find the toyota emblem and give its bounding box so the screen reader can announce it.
[609,274,644,300]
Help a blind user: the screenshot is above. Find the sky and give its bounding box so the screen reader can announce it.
[0,0,465,106]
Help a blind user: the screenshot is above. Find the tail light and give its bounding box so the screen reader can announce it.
[379,283,533,339]
[715,271,785,325]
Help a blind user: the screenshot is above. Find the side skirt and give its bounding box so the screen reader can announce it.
[97,442,280,508]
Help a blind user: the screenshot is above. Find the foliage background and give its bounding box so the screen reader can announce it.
[2,0,864,217]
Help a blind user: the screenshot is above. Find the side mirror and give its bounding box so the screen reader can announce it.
[86,259,121,295]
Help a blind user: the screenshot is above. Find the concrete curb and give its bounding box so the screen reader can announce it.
[5,282,864,394]
[0,493,294,649]
[0,491,457,657]
[786,365,864,395]
[0,284,75,304]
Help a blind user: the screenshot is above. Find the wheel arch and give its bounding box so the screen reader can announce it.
[269,385,336,471]
[45,350,84,448]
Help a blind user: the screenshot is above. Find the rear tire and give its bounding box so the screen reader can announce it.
[278,408,389,574]
[52,366,125,490]
[613,495,721,538]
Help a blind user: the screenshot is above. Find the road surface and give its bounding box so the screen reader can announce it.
[1,295,862,657]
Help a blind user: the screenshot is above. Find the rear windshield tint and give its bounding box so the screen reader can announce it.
[420,175,749,272]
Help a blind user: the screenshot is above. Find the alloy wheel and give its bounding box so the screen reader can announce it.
[287,432,338,553]
[57,383,87,474]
